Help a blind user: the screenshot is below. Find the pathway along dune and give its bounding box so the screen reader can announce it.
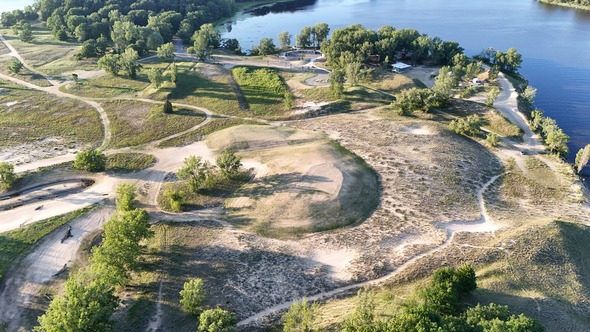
[237,174,504,327]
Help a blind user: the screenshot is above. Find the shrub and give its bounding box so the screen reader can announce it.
[198,308,236,332]
[180,278,206,316]
[73,148,106,172]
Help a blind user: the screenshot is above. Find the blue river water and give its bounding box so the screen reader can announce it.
[220,0,590,177]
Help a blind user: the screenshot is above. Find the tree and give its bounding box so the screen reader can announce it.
[486,86,500,107]
[296,26,312,49]
[19,22,33,43]
[545,127,569,156]
[120,48,141,78]
[0,162,16,191]
[9,59,23,74]
[170,63,178,83]
[278,31,292,49]
[257,38,276,56]
[329,68,345,99]
[393,88,445,115]
[575,144,590,173]
[162,185,184,212]
[116,183,136,212]
[157,42,176,61]
[34,271,118,332]
[91,209,152,281]
[216,150,241,178]
[148,68,164,89]
[180,278,206,316]
[341,289,376,332]
[486,132,500,147]
[98,54,122,76]
[198,308,236,332]
[163,99,173,114]
[521,85,537,105]
[73,148,106,172]
[311,23,330,48]
[433,66,457,97]
[449,115,482,137]
[146,31,164,50]
[282,297,319,332]
[177,155,212,193]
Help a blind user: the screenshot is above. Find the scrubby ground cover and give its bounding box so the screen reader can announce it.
[101,100,206,148]
[0,80,103,148]
[105,153,156,173]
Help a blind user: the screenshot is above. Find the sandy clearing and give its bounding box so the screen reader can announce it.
[399,125,434,136]
[310,248,358,281]
[0,205,115,331]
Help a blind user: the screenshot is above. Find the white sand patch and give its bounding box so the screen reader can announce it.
[399,125,434,136]
[311,248,358,281]
[4,101,18,107]
[292,101,329,115]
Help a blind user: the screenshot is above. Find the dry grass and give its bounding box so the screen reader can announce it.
[101,100,206,148]
[483,109,523,139]
[0,79,103,148]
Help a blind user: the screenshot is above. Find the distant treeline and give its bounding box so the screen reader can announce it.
[0,0,265,53]
[540,0,590,8]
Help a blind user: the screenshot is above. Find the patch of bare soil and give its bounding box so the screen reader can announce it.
[0,139,81,165]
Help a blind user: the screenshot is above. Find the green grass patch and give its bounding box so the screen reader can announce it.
[106,153,156,173]
[0,205,97,280]
[483,109,523,139]
[0,80,103,147]
[501,158,566,204]
[169,62,241,115]
[61,72,151,98]
[102,100,206,148]
[157,118,265,148]
[299,85,393,111]
[231,66,292,117]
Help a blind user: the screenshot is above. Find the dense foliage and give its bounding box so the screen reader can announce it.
[530,109,570,156]
[0,162,16,191]
[283,265,543,332]
[73,148,107,172]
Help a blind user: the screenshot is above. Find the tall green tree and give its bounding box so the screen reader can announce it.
[311,23,329,48]
[98,54,122,76]
[486,86,500,107]
[18,22,33,42]
[296,26,312,49]
[278,31,292,49]
[116,183,136,212]
[0,162,16,191]
[157,42,176,61]
[216,150,241,178]
[120,47,141,78]
[35,271,118,332]
[329,68,345,99]
[433,66,457,97]
[169,63,178,83]
[177,155,212,192]
[257,38,276,56]
[148,68,164,88]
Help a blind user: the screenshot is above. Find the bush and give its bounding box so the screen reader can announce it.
[73,148,106,172]
[216,150,241,178]
[161,184,185,212]
[449,115,482,137]
[180,278,206,316]
[0,162,16,191]
[163,99,173,114]
[198,308,236,332]
[486,132,500,147]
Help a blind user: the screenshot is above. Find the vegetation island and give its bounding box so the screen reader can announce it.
[0,0,589,331]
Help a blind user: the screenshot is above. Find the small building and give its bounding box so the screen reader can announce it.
[392,62,411,73]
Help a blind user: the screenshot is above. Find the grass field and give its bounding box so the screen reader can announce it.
[299,85,394,112]
[61,72,151,98]
[0,80,103,148]
[168,62,241,115]
[0,25,96,76]
[231,66,292,117]
[0,205,97,281]
[157,118,265,148]
[101,100,206,148]
[106,153,156,173]
[0,56,51,87]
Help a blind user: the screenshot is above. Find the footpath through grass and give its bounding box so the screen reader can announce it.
[0,80,103,148]
[0,205,97,281]
[102,100,206,148]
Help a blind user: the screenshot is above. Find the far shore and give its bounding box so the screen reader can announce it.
[539,0,590,11]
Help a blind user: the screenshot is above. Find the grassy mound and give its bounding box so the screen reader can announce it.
[208,125,379,238]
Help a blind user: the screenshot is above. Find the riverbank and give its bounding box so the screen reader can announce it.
[539,0,590,11]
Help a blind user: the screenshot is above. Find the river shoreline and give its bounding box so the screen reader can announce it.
[538,0,590,11]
